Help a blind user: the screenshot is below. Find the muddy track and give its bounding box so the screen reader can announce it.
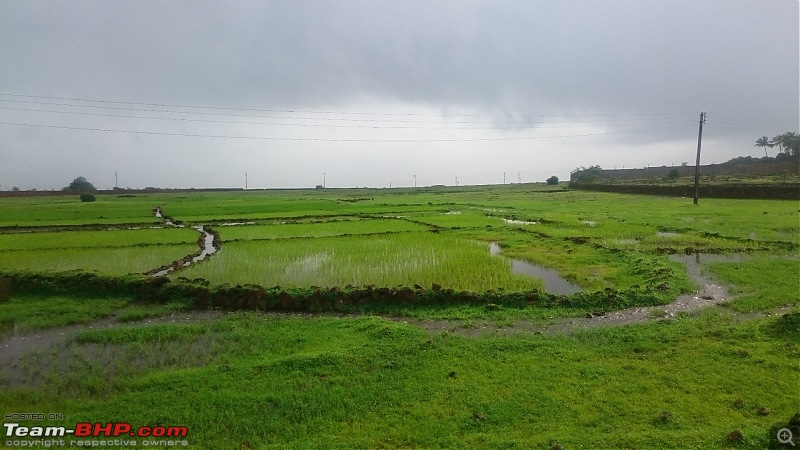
[145,207,221,277]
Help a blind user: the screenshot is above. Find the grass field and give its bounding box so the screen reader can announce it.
[0,184,797,449]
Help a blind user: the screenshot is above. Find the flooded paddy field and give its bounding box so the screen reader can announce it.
[0,185,797,448]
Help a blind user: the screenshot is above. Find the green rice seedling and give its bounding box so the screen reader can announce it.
[218,218,430,241]
[0,244,197,275]
[0,228,198,251]
[179,232,543,291]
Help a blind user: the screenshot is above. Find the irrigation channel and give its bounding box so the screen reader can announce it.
[146,207,220,277]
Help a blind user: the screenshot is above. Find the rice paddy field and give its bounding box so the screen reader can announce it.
[0,184,798,449]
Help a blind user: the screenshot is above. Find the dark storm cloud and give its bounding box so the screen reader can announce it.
[3,1,795,114]
[0,0,797,189]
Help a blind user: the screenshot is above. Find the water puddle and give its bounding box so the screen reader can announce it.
[217,222,256,227]
[504,219,538,225]
[445,211,462,215]
[669,253,743,263]
[656,231,681,238]
[581,220,597,227]
[0,310,224,386]
[488,242,581,295]
[613,239,639,245]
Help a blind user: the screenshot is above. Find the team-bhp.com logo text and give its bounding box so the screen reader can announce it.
[5,422,188,447]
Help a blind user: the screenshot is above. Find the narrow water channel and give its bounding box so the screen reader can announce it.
[149,209,219,277]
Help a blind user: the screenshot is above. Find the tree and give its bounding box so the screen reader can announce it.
[64,176,96,192]
[11,186,20,192]
[770,132,799,156]
[754,136,774,157]
[782,132,799,156]
[79,192,96,202]
[546,175,559,185]
[571,165,603,183]
[667,168,680,180]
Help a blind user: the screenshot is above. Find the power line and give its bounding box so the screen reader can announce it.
[0,106,693,130]
[0,99,694,125]
[0,121,694,142]
[0,92,696,119]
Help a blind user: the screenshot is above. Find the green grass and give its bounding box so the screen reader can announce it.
[706,256,800,312]
[0,294,128,333]
[0,310,796,449]
[0,185,797,448]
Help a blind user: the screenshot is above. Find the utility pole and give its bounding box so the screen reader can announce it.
[115,171,118,189]
[413,174,417,188]
[323,173,326,188]
[517,172,521,184]
[245,172,248,190]
[503,172,506,184]
[693,112,706,205]
[455,176,459,187]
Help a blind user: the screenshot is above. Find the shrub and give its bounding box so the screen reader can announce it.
[79,192,96,202]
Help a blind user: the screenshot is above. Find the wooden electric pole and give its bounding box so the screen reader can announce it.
[693,112,706,205]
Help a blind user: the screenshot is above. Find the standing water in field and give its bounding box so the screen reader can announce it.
[488,242,581,295]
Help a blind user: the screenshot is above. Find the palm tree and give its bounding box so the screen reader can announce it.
[772,133,787,154]
[782,132,799,156]
[755,136,774,157]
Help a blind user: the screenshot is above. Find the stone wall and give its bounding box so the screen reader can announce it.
[571,160,799,182]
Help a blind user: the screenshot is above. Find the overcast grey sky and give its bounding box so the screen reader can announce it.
[1,0,797,190]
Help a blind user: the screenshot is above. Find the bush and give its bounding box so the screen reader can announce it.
[546,176,559,185]
[667,168,680,180]
[79,192,96,202]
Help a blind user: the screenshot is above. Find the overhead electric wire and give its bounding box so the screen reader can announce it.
[0,92,696,119]
[0,98,694,126]
[0,106,693,130]
[0,121,694,142]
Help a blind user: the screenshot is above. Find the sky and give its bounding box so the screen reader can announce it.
[1,0,797,190]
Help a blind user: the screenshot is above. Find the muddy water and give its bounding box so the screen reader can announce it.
[504,219,538,225]
[150,227,218,277]
[488,242,582,295]
[149,208,219,277]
